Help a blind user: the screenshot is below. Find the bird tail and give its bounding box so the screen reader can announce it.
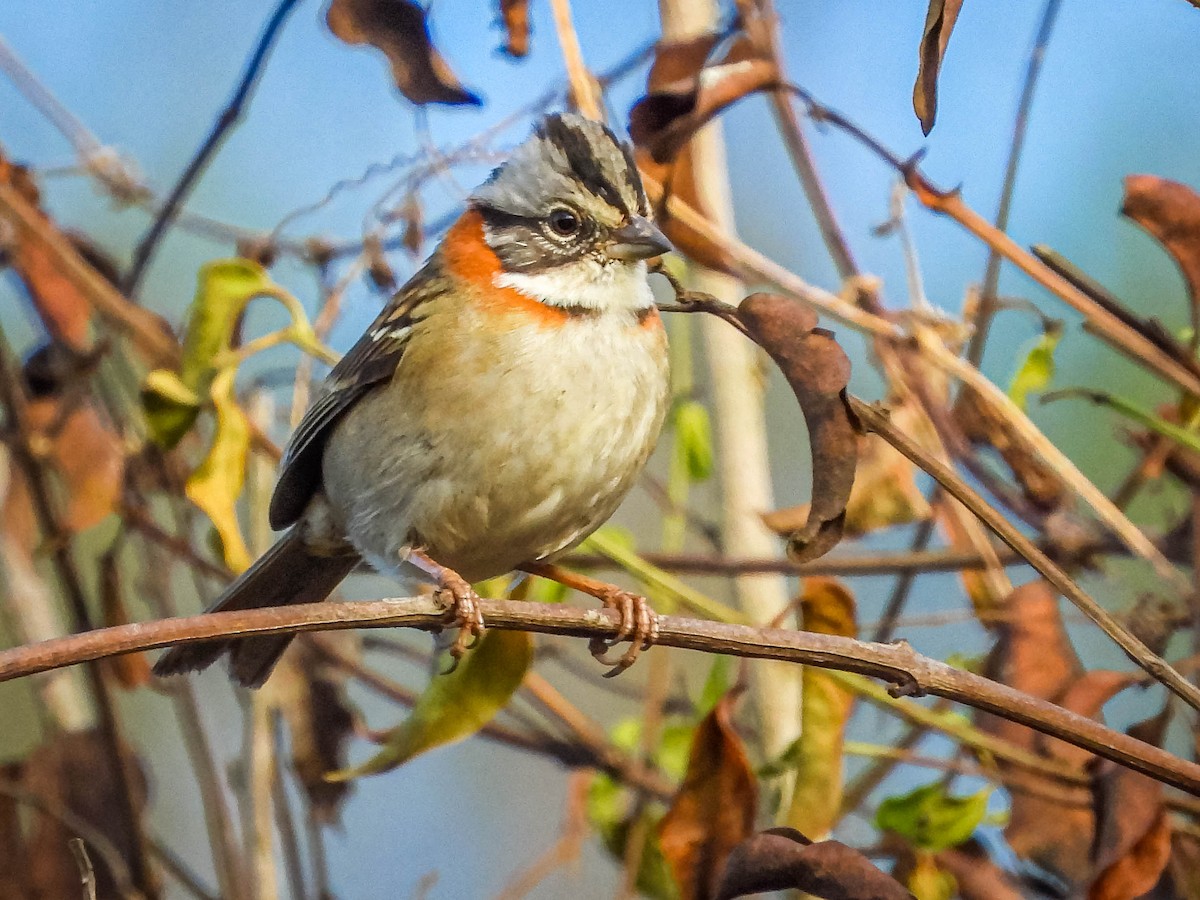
[152,529,360,688]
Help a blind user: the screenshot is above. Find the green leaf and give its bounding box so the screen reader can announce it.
[1043,388,1200,455]
[696,656,731,716]
[1007,327,1061,410]
[179,259,277,386]
[673,399,713,482]
[327,629,532,780]
[141,368,202,447]
[875,781,990,852]
[185,367,252,572]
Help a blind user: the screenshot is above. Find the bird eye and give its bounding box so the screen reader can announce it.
[547,207,581,237]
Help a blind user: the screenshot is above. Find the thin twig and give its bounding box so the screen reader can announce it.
[4,597,1200,795]
[849,396,1200,715]
[966,0,1063,364]
[122,0,303,293]
[547,0,602,120]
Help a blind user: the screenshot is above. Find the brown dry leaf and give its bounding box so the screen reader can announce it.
[956,387,1066,510]
[1087,710,1171,899]
[1040,669,1136,766]
[271,638,358,823]
[715,827,913,900]
[1122,175,1200,313]
[325,0,482,106]
[738,293,857,563]
[979,580,1079,748]
[498,0,530,57]
[99,548,152,689]
[1,731,148,899]
[0,153,93,349]
[1167,828,1200,897]
[630,34,778,164]
[786,579,857,839]
[937,840,1023,900]
[1088,814,1171,900]
[658,692,757,900]
[913,0,964,135]
[980,581,1094,882]
[25,396,124,534]
[633,35,738,274]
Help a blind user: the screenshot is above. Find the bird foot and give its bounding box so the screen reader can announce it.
[434,570,485,673]
[588,588,659,677]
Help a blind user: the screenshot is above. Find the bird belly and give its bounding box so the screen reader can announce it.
[321,304,668,584]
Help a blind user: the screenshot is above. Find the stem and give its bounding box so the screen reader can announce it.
[3,597,1200,795]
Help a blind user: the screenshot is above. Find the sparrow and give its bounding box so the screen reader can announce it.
[153,113,673,688]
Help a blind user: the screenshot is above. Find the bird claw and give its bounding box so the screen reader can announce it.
[589,589,659,677]
[435,571,485,674]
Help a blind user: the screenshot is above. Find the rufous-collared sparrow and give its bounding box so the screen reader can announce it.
[153,113,673,687]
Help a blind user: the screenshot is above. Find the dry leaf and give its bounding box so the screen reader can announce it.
[632,34,739,274]
[738,293,857,562]
[1087,710,1171,899]
[658,692,757,900]
[325,0,483,106]
[0,153,93,349]
[715,827,913,900]
[937,841,1024,900]
[99,548,152,689]
[631,35,778,164]
[272,638,358,823]
[0,731,149,899]
[956,386,1066,510]
[498,0,530,57]
[785,579,857,839]
[1122,174,1200,314]
[913,0,964,135]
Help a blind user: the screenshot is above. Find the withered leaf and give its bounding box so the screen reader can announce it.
[498,0,530,57]
[630,35,779,164]
[658,692,757,900]
[715,827,913,900]
[737,293,857,563]
[1122,174,1200,313]
[937,840,1024,900]
[913,0,964,135]
[1,731,147,899]
[272,638,358,823]
[1087,709,1171,899]
[0,154,93,350]
[979,580,1079,749]
[633,35,739,274]
[99,548,152,689]
[956,386,1066,510]
[325,0,483,106]
[785,579,856,839]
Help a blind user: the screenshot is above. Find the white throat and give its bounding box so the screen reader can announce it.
[495,258,654,313]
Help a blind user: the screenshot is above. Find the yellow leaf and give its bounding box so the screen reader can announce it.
[784,578,857,838]
[185,367,252,573]
[327,629,532,780]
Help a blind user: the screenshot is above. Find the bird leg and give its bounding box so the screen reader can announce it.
[408,550,485,672]
[520,562,659,677]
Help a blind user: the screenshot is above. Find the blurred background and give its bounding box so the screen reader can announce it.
[3,1,1200,896]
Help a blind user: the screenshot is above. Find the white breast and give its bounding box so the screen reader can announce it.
[322,295,670,583]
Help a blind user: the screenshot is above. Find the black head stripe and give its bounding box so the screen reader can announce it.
[539,115,630,216]
[618,137,649,216]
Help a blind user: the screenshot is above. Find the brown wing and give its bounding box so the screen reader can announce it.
[268,261,443,529]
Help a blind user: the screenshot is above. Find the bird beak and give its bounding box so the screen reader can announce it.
[605,217,673,261]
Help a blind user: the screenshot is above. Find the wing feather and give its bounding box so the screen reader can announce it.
[268,262,443,529]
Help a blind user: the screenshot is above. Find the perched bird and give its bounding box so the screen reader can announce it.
[153,113,673,687]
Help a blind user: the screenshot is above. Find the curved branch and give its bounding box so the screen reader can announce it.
[1,597,1199,796]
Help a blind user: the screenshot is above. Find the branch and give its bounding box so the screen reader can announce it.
[2,597,1200,796]
[122,0,303,294]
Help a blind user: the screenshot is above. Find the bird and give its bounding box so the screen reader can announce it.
[153,113,673,688]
